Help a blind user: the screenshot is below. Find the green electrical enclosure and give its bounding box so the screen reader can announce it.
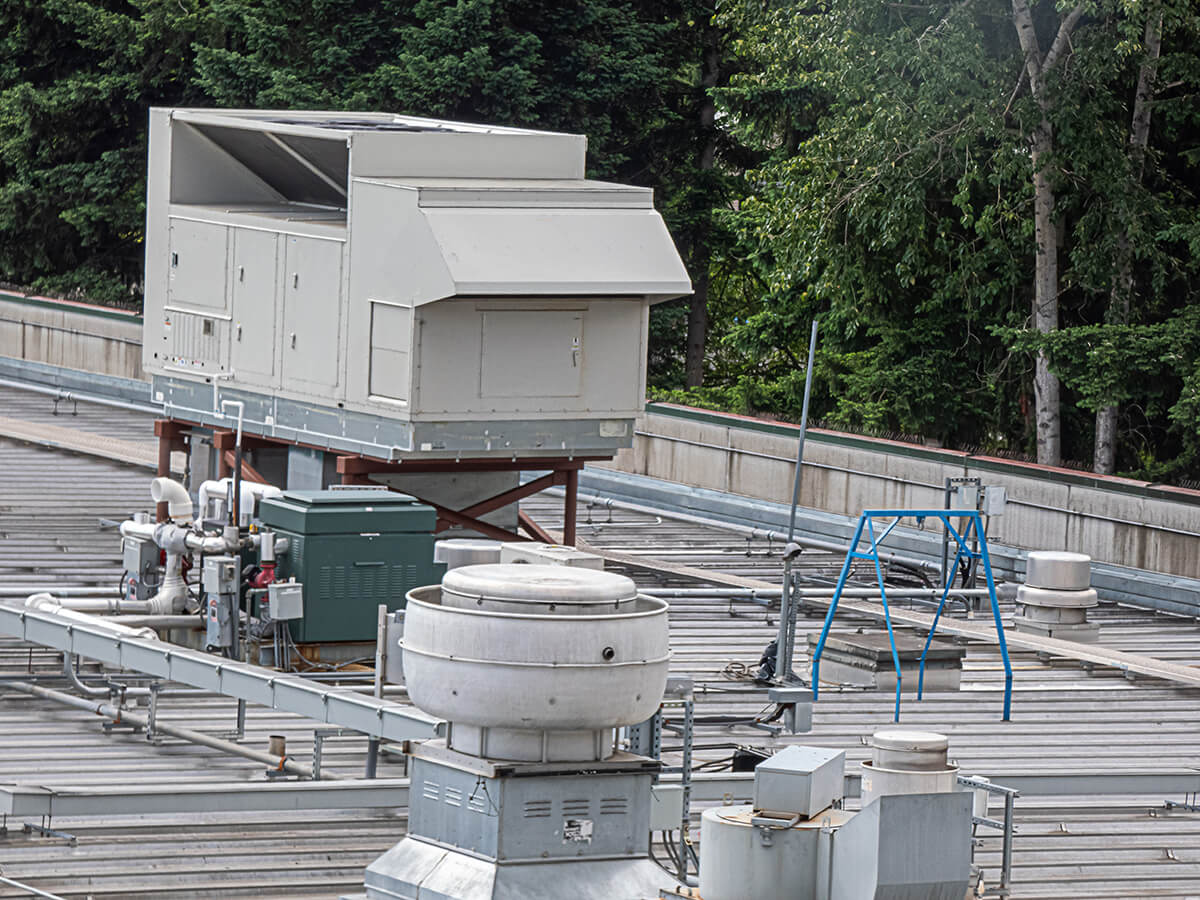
[258,489,445,643]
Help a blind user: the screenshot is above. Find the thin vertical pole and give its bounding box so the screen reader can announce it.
[786,319,820,543]
[811,514,866,700]
[865,517,904,722]
[678,697,694,882]
[977,516,1013,722]
[365,603,387,778]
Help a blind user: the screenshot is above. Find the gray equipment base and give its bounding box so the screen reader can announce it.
[807,632,965,692]
[1011,617,1102,643]
[362,746,678,900]
[364,839,673,900]
[155,376,630,460]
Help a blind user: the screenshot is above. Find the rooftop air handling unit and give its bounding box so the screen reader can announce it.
[142,109,691,463]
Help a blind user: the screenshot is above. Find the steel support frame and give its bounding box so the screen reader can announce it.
[338,453,591,544]
[810,509,1013,722]
[159,416,601,544]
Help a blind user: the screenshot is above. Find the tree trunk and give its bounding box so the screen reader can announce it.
[1094,6,1162,475]
[684,39,722,390]
[1031,121,1061,467]
[1011,0,1084,468]
[685,265,710,388]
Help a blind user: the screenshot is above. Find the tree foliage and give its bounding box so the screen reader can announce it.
[2,0,1200,479]
[702,0,1200,476]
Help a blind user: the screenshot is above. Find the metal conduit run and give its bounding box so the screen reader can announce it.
[559,486,944,575]
[3,680,323,780]
[0,375,160,416]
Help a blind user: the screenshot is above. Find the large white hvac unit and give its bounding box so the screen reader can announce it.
[142,109,691,460]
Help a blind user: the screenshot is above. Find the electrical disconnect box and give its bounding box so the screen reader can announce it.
[142,109,691,462]
[257,489,444,643]
[203,555,239,649]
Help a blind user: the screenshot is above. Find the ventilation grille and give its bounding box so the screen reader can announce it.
[600,796,629,816]
[524,799,552,819]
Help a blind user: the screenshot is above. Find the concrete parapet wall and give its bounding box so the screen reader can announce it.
[598,404,1200,583]
[0,292,143,380]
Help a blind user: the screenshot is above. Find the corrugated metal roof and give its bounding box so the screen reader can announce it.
[1,384,1198,896]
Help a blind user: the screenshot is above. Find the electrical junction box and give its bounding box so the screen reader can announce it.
[266,581,304,621]
[257,489,444,642]
[753,745,845,820]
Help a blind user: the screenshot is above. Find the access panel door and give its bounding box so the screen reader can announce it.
[167,219,229,313]
[281,235,343,394]
[230,228,279,382]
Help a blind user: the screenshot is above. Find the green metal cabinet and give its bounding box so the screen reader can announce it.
[258,490,444,643]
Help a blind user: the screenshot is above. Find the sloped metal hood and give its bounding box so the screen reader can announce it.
[420,205,692,301]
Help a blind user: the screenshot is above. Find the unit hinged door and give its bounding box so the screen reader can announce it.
[230,228,279,382]
[167,219,229,313]
[281,235,343,393]
[480,309,583,398]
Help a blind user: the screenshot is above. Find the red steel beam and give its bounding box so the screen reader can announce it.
[518,510,555,544]
[336,455,601,475]
[221,450,269,485]
[563,468,579,547]
[153,419,186,522]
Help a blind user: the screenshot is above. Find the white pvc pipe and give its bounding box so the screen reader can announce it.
[150,477,193,523]
[28,596,154,614]
[198,478,281,527]
[24,594,160,641]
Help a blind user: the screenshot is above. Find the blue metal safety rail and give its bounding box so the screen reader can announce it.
[809,509,1013,722]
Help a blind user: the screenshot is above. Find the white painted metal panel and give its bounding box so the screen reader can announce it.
[369,301,412,401]
[349,130,585,180]
[230,228,279,381]
[412,299,647,419]
[281,234,343,392]
[167,218,229,312]
[480,309,582,398]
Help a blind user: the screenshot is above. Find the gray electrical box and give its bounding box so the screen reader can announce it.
[143,109,692,461]
[122,536,158,576]
[753,745,845,819]
[266,581,304,621]
[203,555,239,648]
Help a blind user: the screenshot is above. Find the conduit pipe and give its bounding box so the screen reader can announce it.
[0,587,122,597]
[564,488,943,575]
[642,586,1000,599]
[4,679,322,779]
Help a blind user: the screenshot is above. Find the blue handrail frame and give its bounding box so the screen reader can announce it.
[809,509,1013,722]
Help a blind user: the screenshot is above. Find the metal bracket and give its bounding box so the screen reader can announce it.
[1164,792,1200,813]
[23,819,77,846]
